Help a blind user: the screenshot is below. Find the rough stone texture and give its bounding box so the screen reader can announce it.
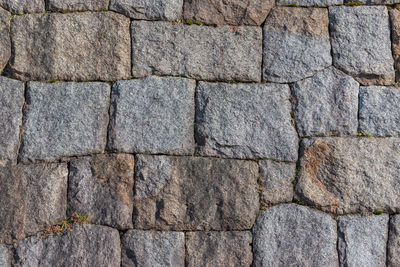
[277,0,342,6]
[196,82,298,161]
[359,87,400,137]
[391,9,400,82]
[10,12,130,81]
[0,76,24,161]
[263,7,331,83]
[292,67,359,137]
[183,0,273,26]
[109,76,195,155]
[47,0,108,11]
[295,138,400,214]
[20,82,110,162]
[14,224,121,267]
[0,0,43,13]
[0,8,10,73]
[259,160,296,204]
[110,0,183,21]
[356,0,400,4]
[0,163,67,244]
[186,231,252,267]
[133,155,259,231]
[329,6,395,85]
[0,244,10,267]
[253,204,338,267]
[388,215,400,267]
[338,215,388,267]
[68,154,134,230]
[121,230,184,267]
[131,21,262,82]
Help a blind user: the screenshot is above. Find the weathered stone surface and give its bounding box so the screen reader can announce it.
[47,0,108,11]
[0,8,10,73]
[253,204,338,267]
[356,0,400,4]
[186,231,252,267]
[390,9,400,82]
[183,0,273,26]
[0,76,24,161]
[277,0,342,6]
[263,7,331,83]
[68,154,134,230]
[196,82,298,161]
[109,76,195,155]
[360,87,400,137]
[121,230,184,267]
[133,155,259,230]
[0,244,10,267]
[259,160,296,204]
[338,215,388,267]
[14,224,121,267]
[20,82,110,162]
[0,163,67,244]
[131,21,262,82]
[388,215,400,267]
[10,12,130,81]
[0,0,43,13]
[110,0,182,21]
[295,138,400,214]
[330,6,395,85]
[292,67,359,137]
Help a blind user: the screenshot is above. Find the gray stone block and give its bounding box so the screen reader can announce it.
[68,154,134,230]
[195,82,298,161]
[186,231,252,267]
[0,8,10,73]
[121,230,184,267]
[329,6,395,85]
[391,8,400,82]
[0,0,43,13]
[0,163,67,244]
[10,12,130,81]
[110,0,183,21]
[360,86,400,137]
[131,21,262,82]
[109,76,195,155]
[259,160,296,204]
[292,67,359,137]
[388,215,400,267]
[0,244,10,267]
[338,215,388,267]
[277,0,343,6]
[47,0,108,11]
[0,76,24,162]
[295,138,400,214]
[133,155,259,231]
[253,204,338,267]
[183,0,273,26]
[263,7,331,83]
[20,82,110,162]
[14,224,121,267]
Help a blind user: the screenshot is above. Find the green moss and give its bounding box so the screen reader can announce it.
[185,20,203,26]
[49,79,58,83]
[292,180,297,187]
[346,1,362,6]
[257,176,262,184]
[356,131,373,138]
[280,3,298,6]
[373,210,384,215]
[228,80,240,84]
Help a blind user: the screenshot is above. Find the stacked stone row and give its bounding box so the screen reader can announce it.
[1,0,400,266]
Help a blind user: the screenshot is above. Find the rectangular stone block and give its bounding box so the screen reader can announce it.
[186,231,252,267]
[133,155,259,231]
[109,76,195,155]
[110,0,183,21]
[0,244,10,267]
[0,8,10,73]
[0,76,24,162]
[68,154,134,230]
[388,215,400,267]
[0,163,67,244]
[20,82,110,162]
[47,0,108,11]
[14,225,121,267]
[338,215,388,267]
[131,21,262,82]
[329,6,395,85]
[121,230,184,267]
[10,12,130,81]
[276,0,343,6]
[195,82,298,161]
[0,0,44,13]
[295,138,400,214]
[360,86,400,137]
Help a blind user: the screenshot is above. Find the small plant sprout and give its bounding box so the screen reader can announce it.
[373,210,384,215]
[40,212,90,240]
[356,131,373,137]
[346,1,362,6]
[281,3,298,7]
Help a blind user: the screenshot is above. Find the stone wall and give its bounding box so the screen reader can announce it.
[0,0,399,266]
